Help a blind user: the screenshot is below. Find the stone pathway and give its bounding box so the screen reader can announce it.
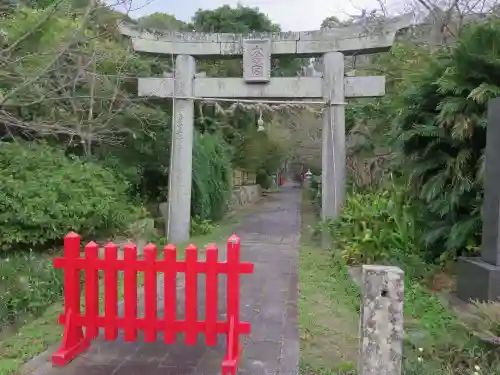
[27,184,300,375]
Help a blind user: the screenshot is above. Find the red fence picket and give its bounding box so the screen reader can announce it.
[51,232,254,375]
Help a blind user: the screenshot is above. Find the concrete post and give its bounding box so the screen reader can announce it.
[167,55,196,243]
[321,52,346,220]
[358,265,404,375]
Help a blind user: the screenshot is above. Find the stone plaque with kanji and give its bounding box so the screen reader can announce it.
[243,39,271,83]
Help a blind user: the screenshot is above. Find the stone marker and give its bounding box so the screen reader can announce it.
[358,265,404,375]
[243,39,271,83]
[122,16,411,243]
[457,97,500,302]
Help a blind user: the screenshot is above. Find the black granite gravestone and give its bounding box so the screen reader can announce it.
[457,97,500,302]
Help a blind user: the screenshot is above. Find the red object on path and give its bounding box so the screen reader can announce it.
[52,232,254,375]
[278,172,284,186]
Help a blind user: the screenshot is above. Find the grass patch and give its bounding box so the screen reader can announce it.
[299,244,360,375]
[0,252,63,329]
[298,189,360,375]
[0,209,246,375]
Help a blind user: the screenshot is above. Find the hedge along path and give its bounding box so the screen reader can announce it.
[16,184,301,375]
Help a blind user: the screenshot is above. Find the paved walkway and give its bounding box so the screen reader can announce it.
[27,185,300,375]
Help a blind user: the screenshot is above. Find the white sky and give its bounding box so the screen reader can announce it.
[114,0,406,31]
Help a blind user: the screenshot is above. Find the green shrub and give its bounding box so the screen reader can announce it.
[191,132,232,222]
[256,172,272,189]
[190,217,217,236]
[391,20,500,260]
[309,176,322,213]
[0,142,143,251]
[325,183,423,265]
[0,252,63,326]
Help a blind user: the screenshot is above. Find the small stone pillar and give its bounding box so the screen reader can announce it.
[457,97,500,302]
[358,265,404,375]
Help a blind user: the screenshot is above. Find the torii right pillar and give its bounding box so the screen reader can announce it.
[321,52,345,221]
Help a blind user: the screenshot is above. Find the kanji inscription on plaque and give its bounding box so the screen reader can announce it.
[243,39,271,83]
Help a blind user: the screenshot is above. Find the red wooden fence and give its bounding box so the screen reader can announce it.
[52,232,254,375]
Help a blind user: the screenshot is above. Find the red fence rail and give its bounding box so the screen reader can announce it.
[52,232,254,375]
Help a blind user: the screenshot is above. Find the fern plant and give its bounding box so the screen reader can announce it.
[392,19,500,261]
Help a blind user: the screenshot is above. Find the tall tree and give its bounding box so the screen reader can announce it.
[191,5,306,78]
[191,5,278,33]
[320,15,342,29]
[138,12,188,30]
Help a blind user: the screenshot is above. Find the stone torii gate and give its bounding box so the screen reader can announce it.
[121,17,410,243]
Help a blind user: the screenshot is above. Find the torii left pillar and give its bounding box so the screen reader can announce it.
[167,55,196,243]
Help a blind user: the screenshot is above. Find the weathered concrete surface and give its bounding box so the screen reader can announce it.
[167,54,195,243]
[242,39,271,83]
[358,265,404,375]
[22,185,300,375]
[229,184,262,209]
[236,184,300,375]
[137,76,386,99]
[120,14,412,56]
[321,51,345,221]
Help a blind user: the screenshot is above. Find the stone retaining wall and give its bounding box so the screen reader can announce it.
[156,185,261,236]
[229,184,261,209]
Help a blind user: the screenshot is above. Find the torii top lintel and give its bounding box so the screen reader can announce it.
[120,14,412,57]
